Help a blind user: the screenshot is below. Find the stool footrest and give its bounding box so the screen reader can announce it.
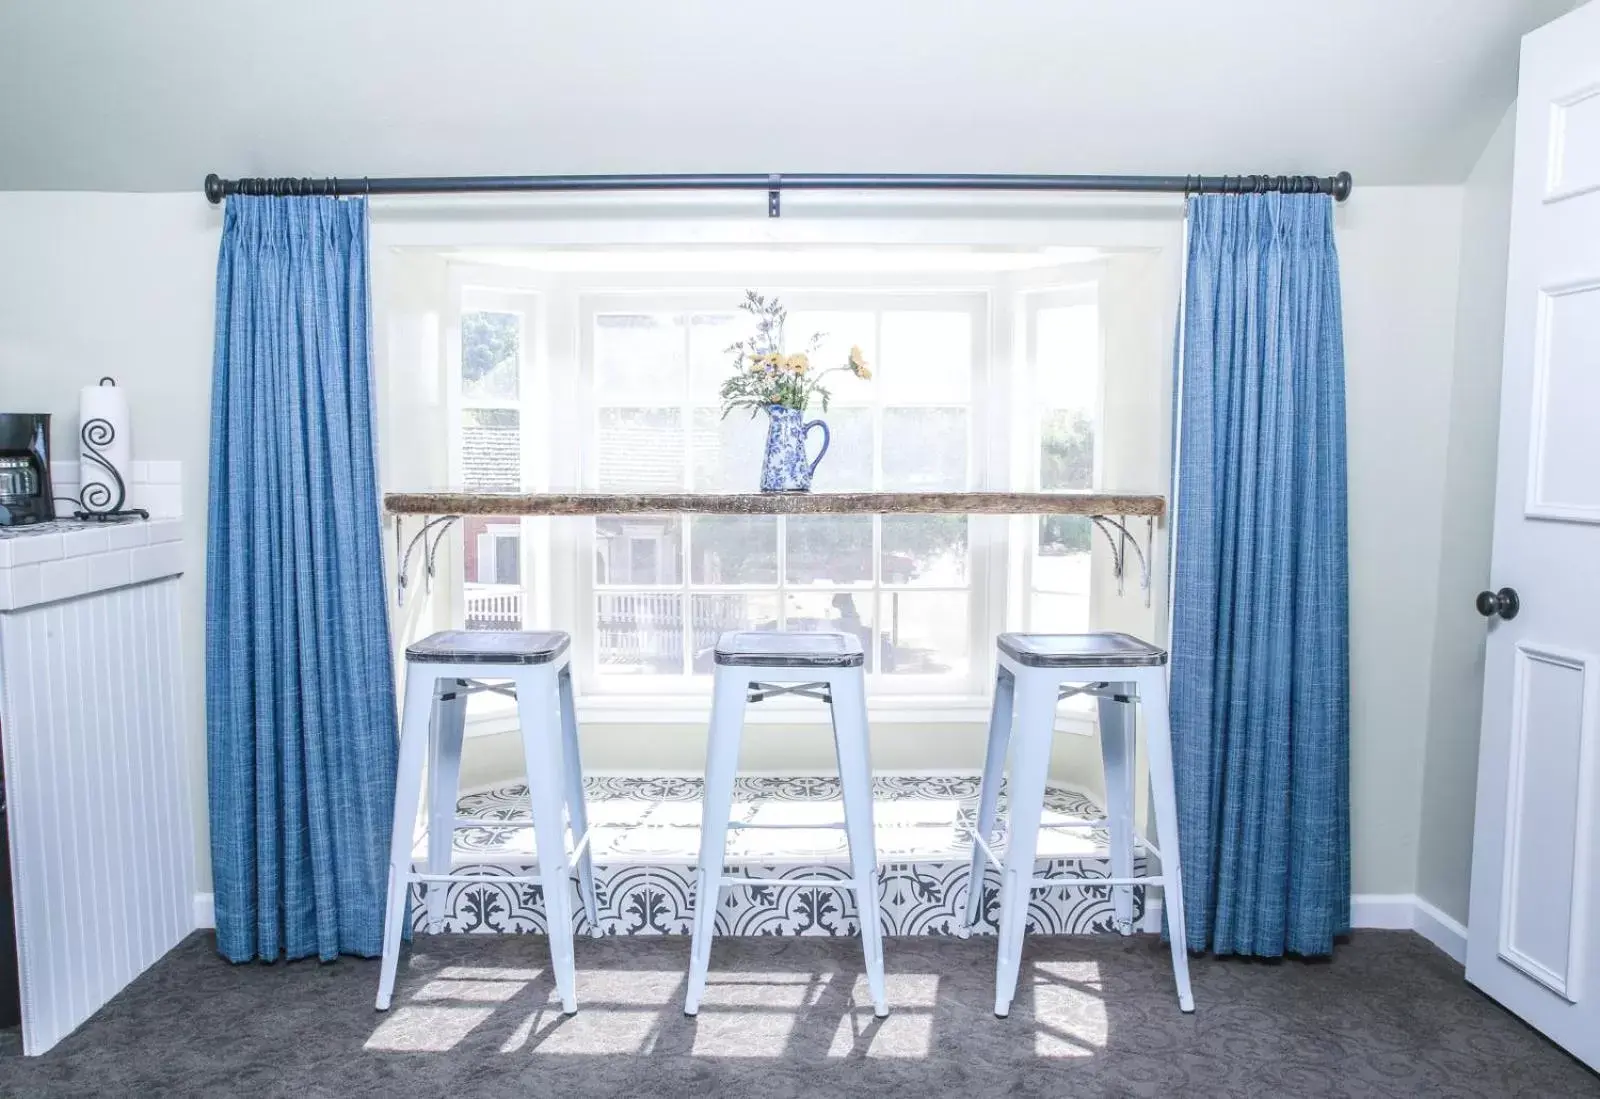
[747,681,831,704]
[726,820,846,831]
[454,816,534,830]
[1039,818,1108,830]
[720,875,865,890]
[409,871,544,885]
[1030,874,1163,890]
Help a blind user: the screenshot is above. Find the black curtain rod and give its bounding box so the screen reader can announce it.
[203,170,1352,215]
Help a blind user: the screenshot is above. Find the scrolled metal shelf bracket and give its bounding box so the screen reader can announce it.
[393,513,462,606]
[1089,513,1155,607]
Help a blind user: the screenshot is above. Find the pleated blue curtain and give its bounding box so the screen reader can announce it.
[1169,192,1350,958]
[206,195,398,963]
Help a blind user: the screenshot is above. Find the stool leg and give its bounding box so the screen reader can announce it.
[557,666,601,935]
[994,672,1057,1018]
[830,670,887,1018]
[965,667,1015,930]
[426,679,468,933]
[1138,669,1194,1012]
[1096,684,1137,935]
[377,667,434,1010]
[684,667,746,1016]
[517,669,579,1014]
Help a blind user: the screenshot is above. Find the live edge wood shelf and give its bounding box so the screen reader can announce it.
[385,490,1165,603]
[382,491,1166,518]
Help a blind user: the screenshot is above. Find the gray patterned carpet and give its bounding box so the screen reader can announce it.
[0,931,1595,1097]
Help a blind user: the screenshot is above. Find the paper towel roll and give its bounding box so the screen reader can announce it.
[79,378,132,514]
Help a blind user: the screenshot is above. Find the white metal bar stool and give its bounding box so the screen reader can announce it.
[963,632,1194,1015]
[376,630,600,1014]
[683,630,888,1018]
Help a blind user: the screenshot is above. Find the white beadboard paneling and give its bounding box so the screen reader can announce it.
[0,577,196,1055]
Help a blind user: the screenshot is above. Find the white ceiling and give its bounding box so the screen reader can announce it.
[0,0,1574,193]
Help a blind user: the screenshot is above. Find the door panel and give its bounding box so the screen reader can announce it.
[1467,1,1600,1070]
[1498,644,1594,1001]
[1548,85,1600,200]
[1528,281,1600,520]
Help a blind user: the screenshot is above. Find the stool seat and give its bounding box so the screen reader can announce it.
[714,630,864,668]
[406,629,571,665]
[997,631,1167,668]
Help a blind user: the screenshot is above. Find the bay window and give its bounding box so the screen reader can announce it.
[438,255,1114,724]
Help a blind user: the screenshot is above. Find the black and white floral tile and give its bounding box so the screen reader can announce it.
[408,774,1147,937]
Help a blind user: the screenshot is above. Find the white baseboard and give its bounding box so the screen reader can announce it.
[1349,893,1417,930]
[1411,896,1469,964]
[186,889,1469,961]
[1145,893,1466,961]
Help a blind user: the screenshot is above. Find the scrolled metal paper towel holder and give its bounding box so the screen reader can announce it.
[72,377,148,523]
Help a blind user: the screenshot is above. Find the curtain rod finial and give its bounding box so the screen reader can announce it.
[1333,171,1353,202]
[204,174,226,205]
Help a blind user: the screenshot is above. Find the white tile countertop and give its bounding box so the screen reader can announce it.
[0,517,184,611]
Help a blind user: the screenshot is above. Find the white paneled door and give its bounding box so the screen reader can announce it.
[1466,2,1600,1071]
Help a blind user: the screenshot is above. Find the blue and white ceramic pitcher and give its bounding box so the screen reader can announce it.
[760,405,830,492]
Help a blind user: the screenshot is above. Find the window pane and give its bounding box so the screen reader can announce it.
[808,407,873,492]
[594,314,685,401]
[689,593,780,673]
[882,516,967,586]
[598,408,684,490]
[1035,304,1097,410]
[1029,592,1089,634]
[688,313,743,404]
[690,516,777,585]
[460,407,521,491]
[786,516,873,586]
[880,311,971,402]
[461,516,524,630]
[879,591,969,677]
[787,311,876,406]
[595,517,683,585]
[1040,409,1094,491]
[786,591,876,673]
[1033,519,1091,632]
[461,311,520,401]
[882,407,966,490]
[691,407,766,492]
[595,592,684,674]
[1037,515,1092,561]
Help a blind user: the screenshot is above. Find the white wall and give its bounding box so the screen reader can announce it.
[0,184,1485,911]
[0,192,221,891]
[1417,107,1518,926]
[1337,187,1469,896]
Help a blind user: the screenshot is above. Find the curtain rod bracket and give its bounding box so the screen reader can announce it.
[768,175,781,218]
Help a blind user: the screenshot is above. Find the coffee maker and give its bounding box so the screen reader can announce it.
[0,414,54,526]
